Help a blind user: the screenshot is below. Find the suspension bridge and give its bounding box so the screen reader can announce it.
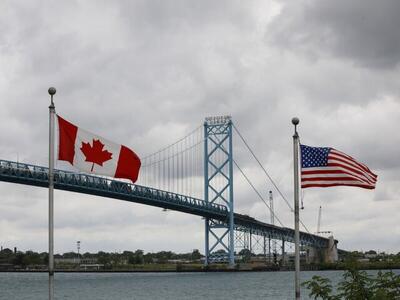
[0,115,338,266]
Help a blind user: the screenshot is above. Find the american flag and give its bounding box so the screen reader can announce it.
[300,144,377,189]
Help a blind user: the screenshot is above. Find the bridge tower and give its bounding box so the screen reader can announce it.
[204,116,235,267]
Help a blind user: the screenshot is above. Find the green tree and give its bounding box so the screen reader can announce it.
[371,271,400,299]
[301,276,337,300]
[12,252,25,266]
[128,250,144,264]
[41,252,49,265]
[302,267,400,300]
[63,252,77,259]
[143,253,153,264]
[22,251,42,266]
[336,268,372,299]
[0,248,14,264]
[238,249,252,262]
[191,249,201,260]
[134,250,144,264]
[97,251,111,266]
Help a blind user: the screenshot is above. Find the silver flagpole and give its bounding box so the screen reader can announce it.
[48,87,56,300]
[292,117,301,300]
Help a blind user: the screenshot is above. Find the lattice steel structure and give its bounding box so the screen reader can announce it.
[0,160,228,218]
[0,159,334,253]
[203,116,235,266]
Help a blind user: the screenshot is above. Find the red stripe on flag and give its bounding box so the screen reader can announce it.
[301,183,375,189]
[115,145,141,183]
[301,166,375,185]
[327,162,376,184]
[301,176,363,182]
[328,153,377,180]
[329,155,367,173]
[302,169,348,175]
[330,150,373,175]
[302,170,374,186]
[57,115,78,164]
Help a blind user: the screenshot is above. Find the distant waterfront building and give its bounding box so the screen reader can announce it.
[55,257,98,265]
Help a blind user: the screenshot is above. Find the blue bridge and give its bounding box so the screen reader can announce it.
[0,116,339,265]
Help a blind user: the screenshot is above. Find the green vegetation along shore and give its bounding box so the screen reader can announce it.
[1,247,399,272]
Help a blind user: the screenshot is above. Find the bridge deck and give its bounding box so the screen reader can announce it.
[0,159,331,248]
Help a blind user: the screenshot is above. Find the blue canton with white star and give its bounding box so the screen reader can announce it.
[300,145,331,168]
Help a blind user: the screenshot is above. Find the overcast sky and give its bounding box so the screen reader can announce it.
[0,0,399,255]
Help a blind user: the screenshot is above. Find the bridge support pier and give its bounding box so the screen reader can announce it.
[204,217,210,266]
[324,236,338,263]
[305,246,322,264]
[263,235,267,261]
[249,231,252,254]
[268,236,271,262]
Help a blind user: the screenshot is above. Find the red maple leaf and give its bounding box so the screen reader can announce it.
[80,139,113,172]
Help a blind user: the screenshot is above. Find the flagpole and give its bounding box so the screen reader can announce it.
[48,87,56,300]
[292,117,300,300]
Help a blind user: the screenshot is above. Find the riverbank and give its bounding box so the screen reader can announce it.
[2,261,399,273]
[1,263,278,273]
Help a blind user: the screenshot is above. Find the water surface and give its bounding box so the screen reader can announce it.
[0,270,396,300]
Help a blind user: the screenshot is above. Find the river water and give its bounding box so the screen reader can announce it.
[0,270,398,299]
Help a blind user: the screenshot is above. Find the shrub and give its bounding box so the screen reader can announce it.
[302,267,400,300]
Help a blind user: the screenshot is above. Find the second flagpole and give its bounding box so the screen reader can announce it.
[48,87,56,300]
[292,117,301,300]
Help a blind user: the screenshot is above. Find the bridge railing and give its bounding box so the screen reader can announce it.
[0,159,228,216]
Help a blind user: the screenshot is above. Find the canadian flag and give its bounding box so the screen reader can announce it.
[57,115,141,183]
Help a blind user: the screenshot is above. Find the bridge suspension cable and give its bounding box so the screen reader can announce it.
[141,126,202,160]
[209,133,284,227]
[136,119,317,241]
[232,124,315,236]
[138,126,204,199]
[232,158,285,227]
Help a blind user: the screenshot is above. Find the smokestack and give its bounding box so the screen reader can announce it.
[14,247,17,254]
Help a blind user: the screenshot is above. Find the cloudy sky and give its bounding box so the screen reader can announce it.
[1,0,399,255]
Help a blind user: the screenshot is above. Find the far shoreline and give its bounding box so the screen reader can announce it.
[1,266,399,273]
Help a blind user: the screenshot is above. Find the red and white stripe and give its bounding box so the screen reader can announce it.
[301,149,377,189]
[57,115,141,183]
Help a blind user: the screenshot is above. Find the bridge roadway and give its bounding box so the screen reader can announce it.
[0,159,330,248]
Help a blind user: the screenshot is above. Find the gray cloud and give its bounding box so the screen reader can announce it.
[0,0,399,254]
[268,0,400,69]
